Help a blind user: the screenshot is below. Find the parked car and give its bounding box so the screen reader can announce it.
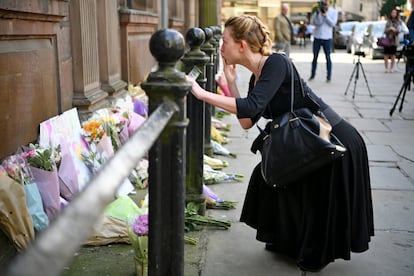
[359,20,409,59]
[347,21,373,54]
[334,21,359,49]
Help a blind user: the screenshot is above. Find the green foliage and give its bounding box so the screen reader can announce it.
[26,144,61,172]
[380,0,406,17]
[184,202,231,232]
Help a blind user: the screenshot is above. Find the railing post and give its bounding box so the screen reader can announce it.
[201,27,215,157]
[141,29,190,276]
[180,27,210,215]
[213,26,222,76]
[207,26,220,116]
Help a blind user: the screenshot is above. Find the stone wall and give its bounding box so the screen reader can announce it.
[0,0,71,159]
[0,0,198,159]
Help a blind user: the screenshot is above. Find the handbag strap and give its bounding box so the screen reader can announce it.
[289,60,305,113]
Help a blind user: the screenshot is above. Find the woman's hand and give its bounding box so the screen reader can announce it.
[185,75,204,100]
[223,58,237,85]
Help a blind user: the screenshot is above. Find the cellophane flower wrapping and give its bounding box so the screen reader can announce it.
[57,140,80,201]
[29,165,60,220]
[127,214,149,276]
[1,154,49,232]
[24,182,49,232]
[0,172,35,250]
[18,144,61,220]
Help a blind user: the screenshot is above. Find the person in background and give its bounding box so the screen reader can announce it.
[383,8,402,73]
[298,20,307,47]
[309,0,338,82]
[306,23,314,42]
[273,3,293,57]
[186,14,373,273]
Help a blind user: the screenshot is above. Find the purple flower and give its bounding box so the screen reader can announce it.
[132,214,149,236]
[133,99,148,117]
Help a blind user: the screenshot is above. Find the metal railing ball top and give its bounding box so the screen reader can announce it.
[202,27,214,43]
[149,29,186,64]
[210,25,222,36]
[185,27,206,49]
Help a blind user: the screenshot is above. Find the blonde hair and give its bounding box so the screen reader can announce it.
[224,15,273,56]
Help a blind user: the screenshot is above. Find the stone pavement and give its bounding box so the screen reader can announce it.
[200,46,414,276]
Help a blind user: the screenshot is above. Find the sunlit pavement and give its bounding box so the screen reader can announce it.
[200,46,414,276]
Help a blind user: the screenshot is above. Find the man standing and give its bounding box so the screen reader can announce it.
[309,0,338,82]
[273,3,293,57]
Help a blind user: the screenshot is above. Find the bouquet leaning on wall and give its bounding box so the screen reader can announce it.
[0,154,48,250]
[1,153,49,233]
[21,144,61,221]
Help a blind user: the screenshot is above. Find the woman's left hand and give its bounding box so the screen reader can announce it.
[185,75,204,100]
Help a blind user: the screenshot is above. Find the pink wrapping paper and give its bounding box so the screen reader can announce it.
[30,166,60,220]
[128,112,146,137]
[58,142,80,201]
[96,134,115,158]
[118,124,130,145]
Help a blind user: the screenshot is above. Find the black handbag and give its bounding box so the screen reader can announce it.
[251,61,346,188]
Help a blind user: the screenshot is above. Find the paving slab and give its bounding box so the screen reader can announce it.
[348,118,389,132]
[309,231,414,276]
[333,107,361,119]
[384,120,414,133]
[359,108,399,119]
[372,190,414,231]
[376,95,405,104]
[398,160,414,180]
[370,167,414,190]
[366,145,401,162]
[365,132,414,145]
[392,145,414,162]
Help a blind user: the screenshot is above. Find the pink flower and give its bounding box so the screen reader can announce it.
[20,150,35,159]
[132,214,149,236]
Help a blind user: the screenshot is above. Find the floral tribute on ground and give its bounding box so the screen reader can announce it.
[0,84,243,254]
[128,214,149,276]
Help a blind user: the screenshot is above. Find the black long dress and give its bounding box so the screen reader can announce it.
[237,53,374,271]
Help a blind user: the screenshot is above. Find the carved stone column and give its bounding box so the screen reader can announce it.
[70,0,108,118]
[119,8,158,85]
[97,0,127,100]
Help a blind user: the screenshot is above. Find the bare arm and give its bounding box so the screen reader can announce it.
[186,76,253,129]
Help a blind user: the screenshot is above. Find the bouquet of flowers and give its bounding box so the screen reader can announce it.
[81,142,107,174]
[203,164,244,185]
[112,95,146,142]
[184,202,231,232]
[81,109,124,152]
[128,214,149,276]
[0,170,35,250]
[22,144,61,220]
[24,143,61,171]
[203,185,237,210]
[1,154,47,243]
[2,154,32,185]
[128,84,149,118]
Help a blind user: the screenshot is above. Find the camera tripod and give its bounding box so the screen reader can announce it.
[344,52,373,99]
[390,67,413,116]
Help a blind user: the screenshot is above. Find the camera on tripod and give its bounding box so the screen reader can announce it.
[354,51,366,57]
[318,0,328,13]
[390,42,414,116]
[402,44,414,70]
